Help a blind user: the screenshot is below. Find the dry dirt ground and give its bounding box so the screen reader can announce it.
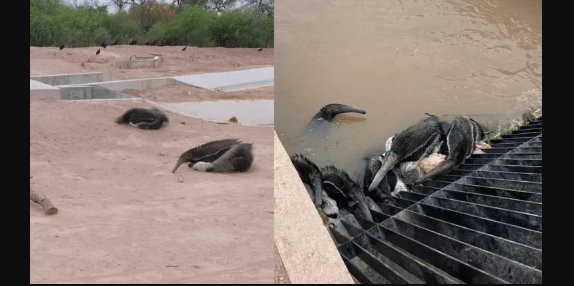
[30,45,273,80]
[30,46,274,283]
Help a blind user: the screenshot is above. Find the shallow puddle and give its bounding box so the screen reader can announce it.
[159,100,274,126]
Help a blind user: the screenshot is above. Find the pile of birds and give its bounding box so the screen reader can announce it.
[290,104,493,225]
[116,107,254,174]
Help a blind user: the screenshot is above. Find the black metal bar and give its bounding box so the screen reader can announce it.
[366,224,509,284]
[444,183,542,203]
[437,189,542,216]
[421,195,542,231]
[408,202,542,249]
[381,217,542,283]
[393,209,542,270]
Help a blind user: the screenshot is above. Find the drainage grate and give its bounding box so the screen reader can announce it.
[330,117,542,284]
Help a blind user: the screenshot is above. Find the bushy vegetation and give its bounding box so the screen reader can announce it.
[30,0,142,47]
[149,5,217,46]
[209,8,274,48]
[30,0,274,48]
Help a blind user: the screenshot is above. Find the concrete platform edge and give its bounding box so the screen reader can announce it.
[274,131,354,284]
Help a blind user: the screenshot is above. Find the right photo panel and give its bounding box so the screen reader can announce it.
[274,0,542,283]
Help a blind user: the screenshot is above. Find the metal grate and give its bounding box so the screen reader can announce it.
[330,117,542,284]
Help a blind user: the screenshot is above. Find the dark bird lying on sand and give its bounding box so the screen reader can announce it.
[182,45,187,51]
[96,48,101,55]
[116,107,169,130]
[59,45,65,50]
[172,139,254,173]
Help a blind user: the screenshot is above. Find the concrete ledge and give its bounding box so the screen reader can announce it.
[114,56,161,69]
[30,72,111,86]
[30,79,60,100]
[91,77,180,93]
[174,67,274,91]
[59,86,131,100]
[274,132,354,284]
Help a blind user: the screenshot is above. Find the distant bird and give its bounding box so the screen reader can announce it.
[96,48,100,55]
[59,45,65,50]
[101,42,107,48]
[112,39,119,45]
[258,34,271,52]
[182,45,187,51]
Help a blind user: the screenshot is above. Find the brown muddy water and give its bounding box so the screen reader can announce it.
[274,0,542,179]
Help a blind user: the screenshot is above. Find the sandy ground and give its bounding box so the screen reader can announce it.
[30,47,274,283]
[30,45,273,80]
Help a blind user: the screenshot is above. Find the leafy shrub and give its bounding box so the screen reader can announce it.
[30,1,273,48]
[150,5,216,46]
[209,8,273,48]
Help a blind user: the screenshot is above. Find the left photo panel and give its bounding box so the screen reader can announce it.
[30,0,274,283]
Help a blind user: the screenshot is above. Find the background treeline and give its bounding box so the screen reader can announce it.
[30,0,274,48]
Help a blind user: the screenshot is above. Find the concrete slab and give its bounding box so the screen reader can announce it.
[91,77,180,93]
[174,67,274,91]
[114,56,161,69]
[274,132,354,284]
[30,72,112,86]
[157,100,274,126]
[31,67,273,102]
[30,79,60,100]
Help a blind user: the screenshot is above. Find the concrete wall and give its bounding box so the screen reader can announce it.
[173,67,274,91]
[94,77,179,93]
[114,56,161,69]
[274,132,354,284]
[30,79,60,101]
[30,72,112,86]
[59,86,130,100]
